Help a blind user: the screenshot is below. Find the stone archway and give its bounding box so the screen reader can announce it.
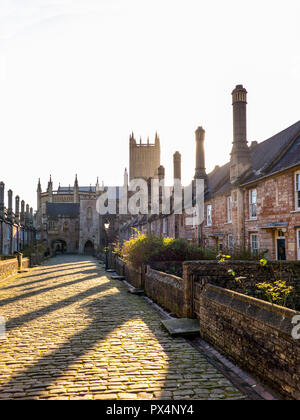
[51,239,67,255]
[84,240,94,255]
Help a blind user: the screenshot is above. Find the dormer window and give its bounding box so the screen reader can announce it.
[249,189,257,219]
[296,173,300,210]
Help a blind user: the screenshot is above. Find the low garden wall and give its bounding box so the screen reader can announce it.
[125,264,145,289]
[0,256,30,281]
[195,283,300,399]
[145,267,185,318]
[114,256,189,317]
[183,260,300,310]
[115,255,145,289]
[115,257,126,277]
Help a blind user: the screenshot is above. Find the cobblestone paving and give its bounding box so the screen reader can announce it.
[0,255,246,400]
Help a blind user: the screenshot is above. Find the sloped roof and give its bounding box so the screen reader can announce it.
[59,186,96,192]
[207,162,231,195]
[59,186,121,199]
[207,120,300,196]
[245,120,300,182]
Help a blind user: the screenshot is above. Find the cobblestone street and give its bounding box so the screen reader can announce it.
[0,255,246,400]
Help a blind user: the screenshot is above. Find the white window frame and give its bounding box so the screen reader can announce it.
[249,189,257,219]
[206,205,212,226]
[295,172,300,210]
[227,196,232,223]
[250,233,258,255]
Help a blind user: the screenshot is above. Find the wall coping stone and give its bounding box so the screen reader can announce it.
[184,260,300,265]
[146,266,184,286]
[201,283,299,339]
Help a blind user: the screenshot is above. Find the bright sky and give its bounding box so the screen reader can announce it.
[0,0,299,209]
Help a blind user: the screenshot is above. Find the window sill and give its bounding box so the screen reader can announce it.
[247,218,257,221]
[291,210,300,213]
[224,221,232,225]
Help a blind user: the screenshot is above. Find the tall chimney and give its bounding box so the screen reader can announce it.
[173,151,181,182]
[25,204,30,225]
[0,182,4,213]
[7,189,13,218]
[20,200,25,224]
[157,165,165,181]
[30,207,33,226]
[194,127,206,179]
[230,84,251,182]
[15,195,20,223]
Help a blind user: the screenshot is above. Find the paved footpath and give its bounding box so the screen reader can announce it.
[0,255,246,400]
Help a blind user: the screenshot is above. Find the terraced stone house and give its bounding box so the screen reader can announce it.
[199,86,300,260]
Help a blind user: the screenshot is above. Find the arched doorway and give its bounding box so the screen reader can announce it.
[84,240,94,255]
[51,239,67,255]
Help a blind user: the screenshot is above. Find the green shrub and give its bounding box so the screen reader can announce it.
[121,231,214,268]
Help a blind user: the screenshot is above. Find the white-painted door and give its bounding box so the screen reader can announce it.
[297,229,300,260]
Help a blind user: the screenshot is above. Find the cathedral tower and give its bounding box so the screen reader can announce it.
[129,132,161,181]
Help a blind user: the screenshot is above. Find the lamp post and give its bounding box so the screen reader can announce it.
[104,221,110,270]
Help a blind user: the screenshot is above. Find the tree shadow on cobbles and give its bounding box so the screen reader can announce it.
[0,256,242,400]
[1,267,98,291]
[0,273,105,308]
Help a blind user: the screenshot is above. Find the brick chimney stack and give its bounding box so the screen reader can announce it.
[20,200,25,224]
[15,195,20,223]
[0,182,4,213]
[7,189,13,219]
[194,127,207,180]
[173,151,181,182]
[230,84,251,182]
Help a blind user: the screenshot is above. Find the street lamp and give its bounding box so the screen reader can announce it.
[104,221,110,270]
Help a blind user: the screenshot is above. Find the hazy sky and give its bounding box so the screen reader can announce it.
[0,0,299,209]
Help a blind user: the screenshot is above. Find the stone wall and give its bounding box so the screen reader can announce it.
[115,257,126,277]
[0,257,30,281]
[145,267,185,318]
[0,258,19,281]
[183,260,300,310]
[22,258,30,269]
[195,283,300,399]
[125,264,145,289]
[114,257,189,318]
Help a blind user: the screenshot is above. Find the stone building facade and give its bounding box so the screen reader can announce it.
[36,175,120,255]
[0,181,35,256]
